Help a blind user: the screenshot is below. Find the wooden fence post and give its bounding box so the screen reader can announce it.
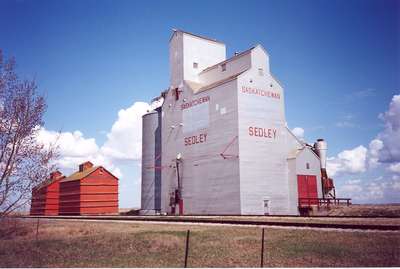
[35,218,40,267]
[184,230,190,268]
[260,228,265,267]
[36,218,40,242]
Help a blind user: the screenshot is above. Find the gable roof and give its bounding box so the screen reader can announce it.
[286,126,305,147]
[190,70,248,94]
[60,166,119,183]
[60,166,99,182]
[287,146,320,160]
[33,175,65,191]
[200,47,254,74]
[253,44,270,58]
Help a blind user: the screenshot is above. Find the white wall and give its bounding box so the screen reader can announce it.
[160,79,241,214]
[250,45,270,76]
[166,31,228,87]
[286,129,304,215]
[295,148,323,199]
[182,33,226,83]
[198,52,252,86]
[157,32,323,215]
[287,157,298,214]
[169,31,184,88]
[237,46,290,215]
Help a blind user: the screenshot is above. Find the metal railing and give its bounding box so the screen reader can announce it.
[298,198,351,208]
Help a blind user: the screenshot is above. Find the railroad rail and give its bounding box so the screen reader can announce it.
[18,215,400,231]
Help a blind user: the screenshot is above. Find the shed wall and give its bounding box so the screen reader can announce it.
[295,149,323,199]
[80,169,118,215]
[30,188,46,215]
[30,179,61,216]
[59,181,81,215]
[44,180,61,215]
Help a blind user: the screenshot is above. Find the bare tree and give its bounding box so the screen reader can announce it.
[0,49,58,217]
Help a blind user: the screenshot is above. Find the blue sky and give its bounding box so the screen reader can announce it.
[1,0,399,207]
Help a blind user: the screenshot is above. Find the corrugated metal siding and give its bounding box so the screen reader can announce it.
[287,157,298,214]
[30,188,46,215]
[59,181,81,215]
[30,179,62,216]
[161,79,241,214]
[237,65,290,215]
[141,109,162,214]
[150,33,325,216]
[59,168,118,215]
[44,180,61,215]
[81,169,118,215]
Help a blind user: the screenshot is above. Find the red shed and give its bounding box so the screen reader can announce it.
[59,161,119,215]
[30,171,65,215]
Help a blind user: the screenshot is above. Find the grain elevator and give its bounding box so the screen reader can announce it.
[141,30,336,215]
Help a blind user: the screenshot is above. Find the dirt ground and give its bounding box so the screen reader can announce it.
[0,218,399,267]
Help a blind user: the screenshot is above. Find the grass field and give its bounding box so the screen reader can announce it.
[0,218,399,267]
[322,204,400,217]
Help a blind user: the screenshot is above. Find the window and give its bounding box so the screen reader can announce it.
[193,62,198,69]
[258,68,264,76]
[221,63,226,71]
[306,163,310,169]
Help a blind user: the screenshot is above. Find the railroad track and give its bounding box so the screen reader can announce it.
[18,215,400,231]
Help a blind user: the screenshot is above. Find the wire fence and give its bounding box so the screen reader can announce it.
[1,217,399,267]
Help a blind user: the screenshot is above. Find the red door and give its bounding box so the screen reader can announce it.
[297,175,318,206]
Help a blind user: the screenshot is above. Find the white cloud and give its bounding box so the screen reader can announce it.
[366,182,386,200]
[37,129,99,157]
[37,101,150,179]
[291,127,304,139]
[338,178,394,202]
[368,139,383,168]
[388,162,400,173]
[37,128,123,178]
[338,179,363,200]
[101,102,150,161]
[372,176,383,181]
[347,179,361,184]
[335,121,356,128]
[353,88,376,98]
[340,180,362,193]
[328,94,399,176]
[375,95,400,163]
[344,89,376,102]
[327,145,367,177]
[328,95,400,203]
[392,179,400,191]
[335,114,357,128]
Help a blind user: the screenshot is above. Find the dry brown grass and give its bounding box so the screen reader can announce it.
[325,204,400,217]
[213,215,400,225]
[0,218,399,267]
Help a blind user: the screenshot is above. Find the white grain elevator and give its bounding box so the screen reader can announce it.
[141,30,337,215]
